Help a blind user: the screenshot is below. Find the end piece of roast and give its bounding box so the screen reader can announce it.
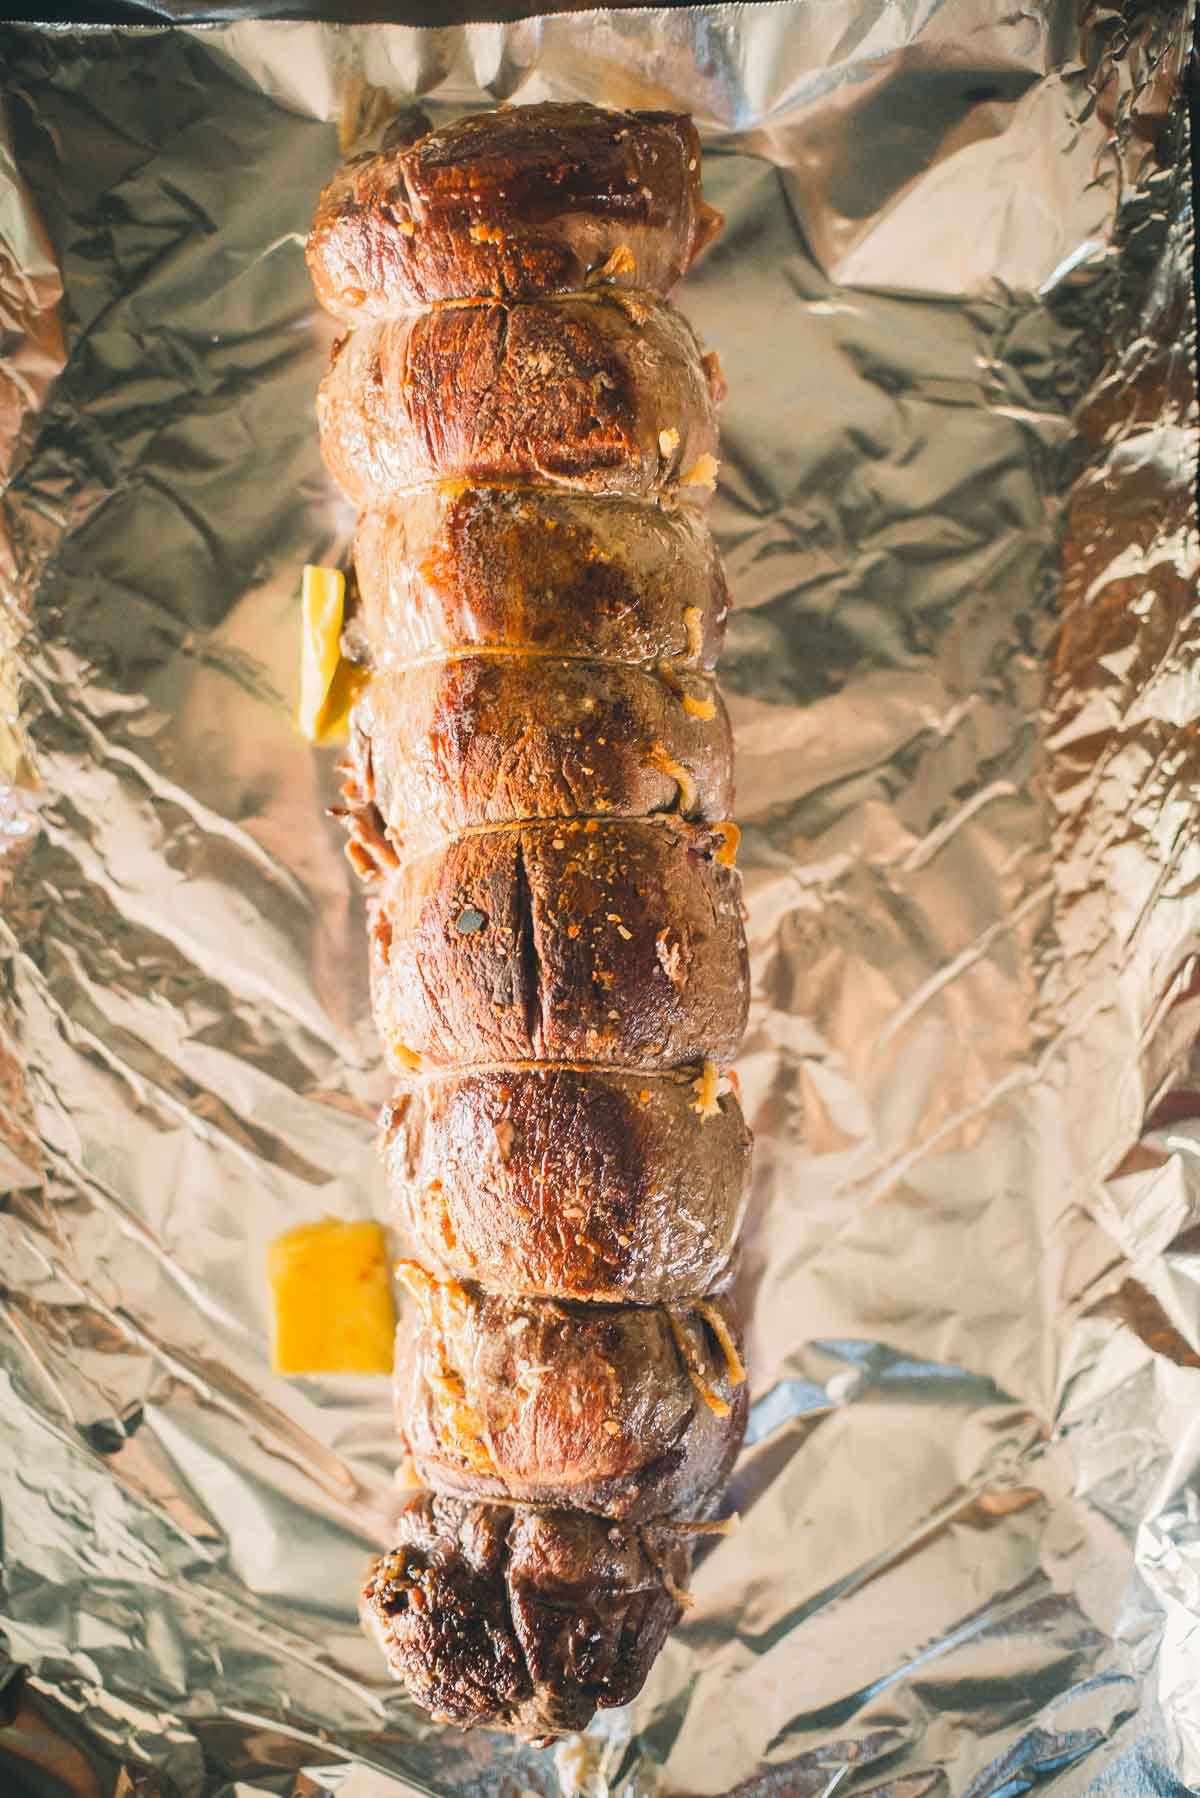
[361,1492,696,1744]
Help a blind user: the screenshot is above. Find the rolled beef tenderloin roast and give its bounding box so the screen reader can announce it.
[309,100,750,1744]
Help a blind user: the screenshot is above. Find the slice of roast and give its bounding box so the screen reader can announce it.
[361,1492,696,1743]
[317,293,721,505]
[346,489,729,671]
[367,818,748,1071]
[395,1268,747,1521]
[344,656,732,863]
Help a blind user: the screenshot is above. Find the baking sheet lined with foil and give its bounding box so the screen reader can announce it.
[0,4,1198,1794]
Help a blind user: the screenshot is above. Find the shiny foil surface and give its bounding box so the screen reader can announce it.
[1,4,1198,1794]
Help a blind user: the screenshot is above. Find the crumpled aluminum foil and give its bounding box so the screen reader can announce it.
[1,4,1197,1794]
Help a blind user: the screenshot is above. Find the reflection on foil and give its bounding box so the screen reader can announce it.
[0,4,1197,1795]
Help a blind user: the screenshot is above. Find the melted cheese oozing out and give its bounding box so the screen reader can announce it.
[298,565,365,744]
[695,1299,747,1389]
[666,1306,730,1417]
[381,1023,423,1072]
[691,1059,721,1118]
[679,452,719,491]
[268,1217,396,1374]
[591,243,636,282]
[682,690,717,720]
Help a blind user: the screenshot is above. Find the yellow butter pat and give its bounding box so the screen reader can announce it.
[268,1217,395,1375]
[298,565,365,744]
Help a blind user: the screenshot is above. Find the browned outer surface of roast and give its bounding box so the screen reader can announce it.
[361,1493,694,1743]
[316,293,721,506]
[368,818,749,1071]
[308,101,720,320]
[311,101,746,1743]
[396,1274,746,1520]
[345,657,733,862]
[346,489,729,671]
[382,1066,749,1301]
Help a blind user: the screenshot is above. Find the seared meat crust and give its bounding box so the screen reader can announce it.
[309,101,721,320]
[362,1492,694,1744]
[382,1065,749,1302]
[347,489,729,672]
[310,102,745,1743]
[345,655,733,863]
